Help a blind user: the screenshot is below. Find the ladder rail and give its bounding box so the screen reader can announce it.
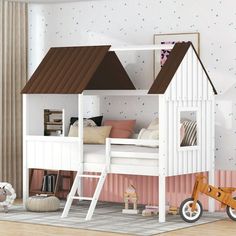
[85,167,107,220]
[61,166,83,218]
[61,167,108,220]
[62,137,111,221]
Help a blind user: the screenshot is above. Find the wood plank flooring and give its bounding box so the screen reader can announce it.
[0,220,235,236]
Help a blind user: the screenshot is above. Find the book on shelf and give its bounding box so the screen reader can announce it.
[41,174,58,193]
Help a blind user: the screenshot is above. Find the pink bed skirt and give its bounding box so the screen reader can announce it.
[31,170,236,210]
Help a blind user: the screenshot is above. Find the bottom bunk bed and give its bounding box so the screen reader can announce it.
[23,135,213,223]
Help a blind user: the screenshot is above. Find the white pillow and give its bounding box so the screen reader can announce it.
[138,128,159,140]
[137,128,159,147]
[72,119,97,127]
[147,118,159,130]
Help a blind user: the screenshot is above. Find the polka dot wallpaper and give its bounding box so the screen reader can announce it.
[28,0,236,170]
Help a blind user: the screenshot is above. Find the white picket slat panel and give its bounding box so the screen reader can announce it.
[26,138,80,171]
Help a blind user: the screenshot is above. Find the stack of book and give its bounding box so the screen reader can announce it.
[41,174,57,192]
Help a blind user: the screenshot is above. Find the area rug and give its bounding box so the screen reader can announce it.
[0,201,227,236]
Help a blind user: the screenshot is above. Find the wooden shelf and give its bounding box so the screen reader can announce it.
[44,109,63,136]
[45,129,62,132]
[30,189,69,195]
[44,122,62,125]
[29,169,74,199]
[44,110,62,115]
[30,190,55,195]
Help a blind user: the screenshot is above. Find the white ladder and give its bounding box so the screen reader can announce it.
[61,167,107,221]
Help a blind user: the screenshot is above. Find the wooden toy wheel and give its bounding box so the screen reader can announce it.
[226,197,236,221]
[180,198,203,223]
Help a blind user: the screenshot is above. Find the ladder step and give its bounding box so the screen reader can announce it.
[61,167,107,221]
[72,196,93,201]
[78,174,101,179]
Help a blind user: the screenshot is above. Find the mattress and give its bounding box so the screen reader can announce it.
[84,144,159,166]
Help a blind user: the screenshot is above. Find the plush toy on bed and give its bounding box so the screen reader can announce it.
[0,182,16,213]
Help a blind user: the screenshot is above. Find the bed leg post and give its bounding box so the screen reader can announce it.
[159,175,166,223]
[23,168,29,207]
[208,170,215,212]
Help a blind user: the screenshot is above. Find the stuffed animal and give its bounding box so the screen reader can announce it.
[0,183,16,213]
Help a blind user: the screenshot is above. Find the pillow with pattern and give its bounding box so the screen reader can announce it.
[181,120,197,146]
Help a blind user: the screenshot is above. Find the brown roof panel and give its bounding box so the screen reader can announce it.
[86,51,135,90]
[22,45,135,94]
[148,42,217,94]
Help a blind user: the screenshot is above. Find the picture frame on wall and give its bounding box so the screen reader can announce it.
[153,32,200,79]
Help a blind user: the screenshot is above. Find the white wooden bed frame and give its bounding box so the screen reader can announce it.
[23,44,215,223]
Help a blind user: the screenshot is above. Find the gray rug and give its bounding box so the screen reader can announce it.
[0,201,227,236]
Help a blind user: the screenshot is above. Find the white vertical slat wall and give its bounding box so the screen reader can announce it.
[163,47,215,176]
[26,137,80,171]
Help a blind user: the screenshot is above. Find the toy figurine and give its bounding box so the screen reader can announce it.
[122,185,139,214]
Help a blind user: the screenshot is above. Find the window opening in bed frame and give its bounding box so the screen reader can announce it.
[44,109,64,136]
[179,109,197,147]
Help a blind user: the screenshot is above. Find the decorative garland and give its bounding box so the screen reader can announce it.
[0,182,16,209]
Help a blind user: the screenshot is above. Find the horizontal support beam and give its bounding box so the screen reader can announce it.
[26,135,80,142]
[109,44,174,52]
[110,151,158,159]
[109,138,159,146]
[78,174,101,179]
[83,90,159,96]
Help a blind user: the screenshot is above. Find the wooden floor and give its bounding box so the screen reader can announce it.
[0,220,235,236]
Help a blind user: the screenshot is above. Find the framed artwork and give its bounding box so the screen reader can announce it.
[153,32,200,79]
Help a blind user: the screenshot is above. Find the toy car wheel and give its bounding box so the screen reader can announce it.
[226,197,236,221]
[180,198,203,223]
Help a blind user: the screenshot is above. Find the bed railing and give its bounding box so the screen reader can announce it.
[25,135,80,171]
[105,138,159,172]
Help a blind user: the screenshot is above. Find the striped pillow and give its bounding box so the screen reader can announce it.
[181,121,197,146]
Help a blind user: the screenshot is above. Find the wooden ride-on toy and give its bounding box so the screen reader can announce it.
[179,174,236,223]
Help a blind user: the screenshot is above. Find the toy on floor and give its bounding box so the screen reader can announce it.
[168,206,179,215]
[180,174,236,223]
[0,182,16,213]
[122,185,139,214]
[142,205,159,216]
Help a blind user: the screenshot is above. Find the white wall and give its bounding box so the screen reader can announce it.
[28,0,236,170]
[100,95,159,132]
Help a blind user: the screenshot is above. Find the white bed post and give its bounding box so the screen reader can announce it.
[158,95,167,223]
[77,93,84,197]
[208,169,215,212]
[23,94,29,206]
[208,98,215,212]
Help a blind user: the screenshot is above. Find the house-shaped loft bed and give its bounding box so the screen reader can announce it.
[22,42,217,223]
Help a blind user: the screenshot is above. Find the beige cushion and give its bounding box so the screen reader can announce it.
[68,125,78,137]
[138,128,159,140]
[68,126,112,144]
[147,118,159,130]
[137,128,159,147]
[26,196,60,212]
